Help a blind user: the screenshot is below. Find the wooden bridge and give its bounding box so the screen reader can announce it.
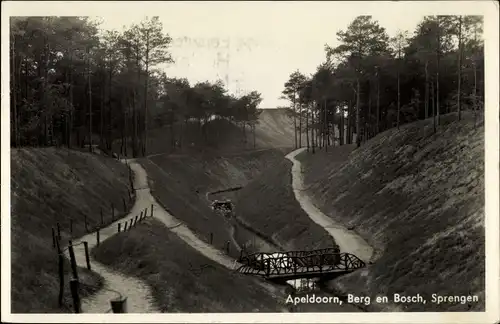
[236,248,366,282]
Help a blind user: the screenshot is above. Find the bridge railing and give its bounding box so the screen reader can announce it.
[237,252,365,278]
[238,247,340,264]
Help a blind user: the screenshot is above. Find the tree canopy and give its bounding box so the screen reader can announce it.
[9,16,264,156]
[282,15,484,151]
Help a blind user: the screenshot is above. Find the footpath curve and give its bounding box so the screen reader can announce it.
[69,157,288,312]
[285,148,374,263]
[65,159,160,313]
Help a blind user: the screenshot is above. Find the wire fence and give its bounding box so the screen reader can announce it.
[49,152,142,314]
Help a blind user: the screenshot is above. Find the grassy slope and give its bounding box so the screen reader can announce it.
[140,149,287,258]
[11,148,133,313]
[297,114,485,311]
[114,109,300,157]
[92,218,287,312]
[235,160,337,253]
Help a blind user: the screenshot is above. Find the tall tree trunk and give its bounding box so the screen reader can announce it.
[340,105,344,145]
[368,90,372,141]
[431,79,436,134]
[311,104,315,154]
[132,90,137,157]
[68,49,73,148]
[306,105,310,151]
[100,75,105,148]
[293,95,297,149]
[324,98,328,152]
[88,52,93,153]
[397,49,401,129]
[457,16,463,121]
[298,105,302,148]
[347,100,351,144]
[107,68,113,150]
[424,60,429,119]
[144,62,149,156]
[355,78,361,148]
[376,73,380,135]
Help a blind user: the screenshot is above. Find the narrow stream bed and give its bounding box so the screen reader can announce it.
[207,189,363,312]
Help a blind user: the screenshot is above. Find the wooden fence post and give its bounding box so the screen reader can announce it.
[128,219,133,230]
[118,223,121,233]
[226,241,230,254]
[96,229,100,246]
[144,208,148,218]
[139,211,143,221]
[209,233,213,245]
[68,240,79,281]
[57,239,64,307]
[52,228,56,248]
[122,197,127,212]
[111,203,115,221]
[69,279,81,313]
[83,242,91,270]
[124,222,128,231]
[151,204,154,217]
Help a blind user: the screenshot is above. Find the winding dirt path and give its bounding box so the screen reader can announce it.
[65,160,160,313]
[67,158,249,313]
[285,148,374,263]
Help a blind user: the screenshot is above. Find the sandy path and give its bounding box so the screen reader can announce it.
[142,158,290,311]
[285,148,373,263]
[64,159,160,313]
[142,158,244,270]
[69,154,293,312]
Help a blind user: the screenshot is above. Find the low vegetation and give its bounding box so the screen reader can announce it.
[235,160,337,253]
[298,114,484,311]
[92,218,287,312]
[140,148,287,258]
[10,148,133,313]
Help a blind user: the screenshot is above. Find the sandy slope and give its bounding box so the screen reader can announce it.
[285,148,374,263]
[255,109,304,148]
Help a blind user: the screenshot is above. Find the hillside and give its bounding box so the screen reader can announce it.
[113,108,300,157]
[254,108,303,148]
[297,113,485,311]
[92,218,288,312]
[10,148,134,313]
[140,148,287,258]
[234,160,336,253]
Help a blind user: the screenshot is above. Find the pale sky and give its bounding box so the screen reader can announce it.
[23,1,490,108]
[98,3,427,108]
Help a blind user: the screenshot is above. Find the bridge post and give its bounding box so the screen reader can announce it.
[266,259,271,276]
[293,257,297,274]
